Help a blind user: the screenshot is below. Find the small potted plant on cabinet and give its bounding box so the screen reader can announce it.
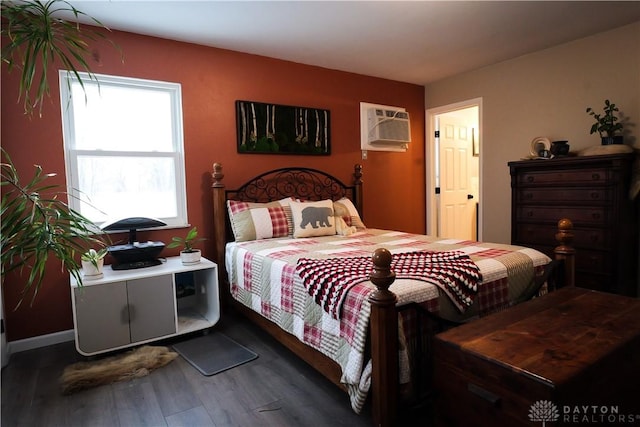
[80,248,108,280]
[167,227,205,265]
[586,99,624,145]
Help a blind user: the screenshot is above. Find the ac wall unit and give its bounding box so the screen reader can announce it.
[367,108,411,145]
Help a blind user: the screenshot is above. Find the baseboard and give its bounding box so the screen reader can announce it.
[8,329,75,354]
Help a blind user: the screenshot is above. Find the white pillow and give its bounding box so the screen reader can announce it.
[333,197,366,229]
[290,199,336,238]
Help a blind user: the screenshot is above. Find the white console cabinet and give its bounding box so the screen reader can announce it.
[70,257,219,356]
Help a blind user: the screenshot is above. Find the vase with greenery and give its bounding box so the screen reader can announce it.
[167,227,205,265]
[80,248,108,279]
[586,99,624,145]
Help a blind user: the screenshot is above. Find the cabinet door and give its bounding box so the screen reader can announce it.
[74,282,130,354]
[127,275,176,343]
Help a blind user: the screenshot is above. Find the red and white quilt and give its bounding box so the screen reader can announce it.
[225,229,550,412]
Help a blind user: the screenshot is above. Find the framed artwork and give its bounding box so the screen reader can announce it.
[235,100,330,155]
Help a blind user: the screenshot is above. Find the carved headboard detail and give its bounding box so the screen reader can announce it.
[226,165,362,208]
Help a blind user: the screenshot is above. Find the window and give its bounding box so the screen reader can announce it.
[59,71,187,228]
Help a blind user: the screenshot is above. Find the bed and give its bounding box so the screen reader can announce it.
[210,163,575,427]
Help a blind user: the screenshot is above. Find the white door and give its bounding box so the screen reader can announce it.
[438,115,476,240]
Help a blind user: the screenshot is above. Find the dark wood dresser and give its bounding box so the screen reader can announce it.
[433,287,640,427]
[508,153,638,296]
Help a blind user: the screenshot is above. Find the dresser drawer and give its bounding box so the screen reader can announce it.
[575,271,612,293]
[516,168,610,186]
[575,249,612,274]
[514,187,612,205]
[515,206,609,226]
[513,224,612,250]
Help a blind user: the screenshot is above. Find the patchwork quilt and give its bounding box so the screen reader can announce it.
[225,229,550,412]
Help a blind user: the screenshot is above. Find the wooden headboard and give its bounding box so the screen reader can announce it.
[210,163,363,288]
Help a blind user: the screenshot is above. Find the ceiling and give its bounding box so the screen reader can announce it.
[64,1,640,86]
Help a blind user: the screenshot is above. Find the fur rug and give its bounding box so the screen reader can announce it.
[60,345,178,394]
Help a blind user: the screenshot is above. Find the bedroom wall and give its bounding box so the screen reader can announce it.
[1,29,425,342]
[424,21,640,244]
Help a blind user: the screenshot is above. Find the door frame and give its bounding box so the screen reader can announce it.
[425,97,483,240]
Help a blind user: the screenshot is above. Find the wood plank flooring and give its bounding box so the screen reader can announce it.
[2,310,432,426]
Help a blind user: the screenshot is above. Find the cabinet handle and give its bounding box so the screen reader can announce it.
[121,305,130,324]
[468,382,501,406]
[527,211,534,217]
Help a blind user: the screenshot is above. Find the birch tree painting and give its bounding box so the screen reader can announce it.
[236,100,330,155]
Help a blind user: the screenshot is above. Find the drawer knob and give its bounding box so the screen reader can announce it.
[468,382,501,406]
[590,192,600,199]
[525,193,533,200]
[592,173,600,180]
[527,176,534,183]
[592,213,601,219]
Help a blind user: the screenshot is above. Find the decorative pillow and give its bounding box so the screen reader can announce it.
[333,197,366,229]
[335,215,357,236]
[227,197,294,242]
[290,199,336,238]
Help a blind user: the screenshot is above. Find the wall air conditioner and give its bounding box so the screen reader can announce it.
[367,108,411,145]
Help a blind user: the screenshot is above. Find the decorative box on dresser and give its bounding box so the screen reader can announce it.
[508,153,638,296]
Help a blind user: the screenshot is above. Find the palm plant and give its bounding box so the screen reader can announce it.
[1,0,118,116]
[1,149,108,307]
[1,1,118,307]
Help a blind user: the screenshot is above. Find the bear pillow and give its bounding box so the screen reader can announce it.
[290,199,336,238]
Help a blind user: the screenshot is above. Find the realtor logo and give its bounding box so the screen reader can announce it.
[529,400,560,426]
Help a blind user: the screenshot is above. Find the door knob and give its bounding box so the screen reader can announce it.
[467,194,474,199]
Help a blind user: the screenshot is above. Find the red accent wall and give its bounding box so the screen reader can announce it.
[1,29,425,341]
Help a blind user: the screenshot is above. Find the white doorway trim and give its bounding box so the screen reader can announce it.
[425,97,483,240]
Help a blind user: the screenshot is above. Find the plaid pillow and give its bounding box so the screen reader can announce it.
[227,198,294,242]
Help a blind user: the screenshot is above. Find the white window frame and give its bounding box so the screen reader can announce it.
[59,71,188,229]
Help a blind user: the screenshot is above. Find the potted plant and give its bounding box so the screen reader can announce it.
[80,248,108,280]
[167,227,205,265]
[586,99,624,145]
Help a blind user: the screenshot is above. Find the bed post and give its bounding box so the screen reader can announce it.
[554,218,575,288]
[211,163,228,301]
[369,248,398,427]
[353,164,363,218]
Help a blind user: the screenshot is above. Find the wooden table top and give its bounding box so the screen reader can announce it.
[435,287,640,387]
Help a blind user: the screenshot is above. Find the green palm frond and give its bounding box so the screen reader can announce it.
[1,0,122,116]
[1,148,107,308]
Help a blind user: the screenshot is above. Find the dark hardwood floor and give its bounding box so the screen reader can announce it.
[2,310,432,427]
